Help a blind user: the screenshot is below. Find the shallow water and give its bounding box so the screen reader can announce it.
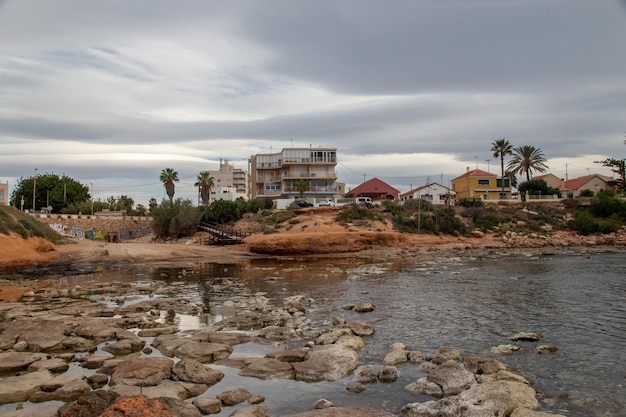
[3,248,625,416]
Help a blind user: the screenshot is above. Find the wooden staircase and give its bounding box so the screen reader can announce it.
[198,221,251,245]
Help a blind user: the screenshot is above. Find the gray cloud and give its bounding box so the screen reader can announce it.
[1,0,625,203]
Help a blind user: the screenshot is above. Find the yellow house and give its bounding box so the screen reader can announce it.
[451,168,511,201]
[0,181,8,206]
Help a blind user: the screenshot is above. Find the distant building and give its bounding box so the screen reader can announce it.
[451,168,511,200]
[348,177,399,202]
[249,147,338,200]
[205,160,248,202]
[563,174,614,198]
[531,173,565,191]
[0,181,8,206]
[209,186,248,202]
[400,182,455,205]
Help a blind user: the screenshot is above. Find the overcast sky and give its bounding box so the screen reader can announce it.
[1,0,625,206]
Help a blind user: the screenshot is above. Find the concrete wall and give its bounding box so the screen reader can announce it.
[32,213,152,242]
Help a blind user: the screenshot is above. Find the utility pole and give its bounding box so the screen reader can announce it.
[32,168,38,212]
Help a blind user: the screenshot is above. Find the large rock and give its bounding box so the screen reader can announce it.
[345,321,375,336]
[228,406,270,417]
[110,357,174,387]
[99,394,175,417]
[157,396,203,417]
[29,374,91,403]
[171,358,224,385]
[239,357,295,380]
[0,404,59,417]
[110,380,191,400]
[292,345,359,382]
[0,370,53,405]
[15,322,67,352]
[283,407,396,417]
[432,346,460,365]
[56,389,120,417]
[173,341,233,363]
[101,337,145,356]
[401,398,460,417]
[354,365,380,384]
[461,355,506,375]
[0,351,48,373]
[456,380,538,415]
[216,388,251,406]
[427,360,476,397]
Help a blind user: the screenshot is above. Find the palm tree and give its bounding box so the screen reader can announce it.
[506,145,548,182]
[159,168,179,204]
[504,169,518,189]
[195,171,215,207]
[491,138,513,198]
[294,179,311,199]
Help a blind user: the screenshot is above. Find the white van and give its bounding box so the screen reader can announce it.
[356,197,373,205]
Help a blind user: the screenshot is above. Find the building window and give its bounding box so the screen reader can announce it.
[478,179,490,186]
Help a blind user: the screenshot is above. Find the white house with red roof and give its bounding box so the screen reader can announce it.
[400,182,455,205]
[348,177,399,202]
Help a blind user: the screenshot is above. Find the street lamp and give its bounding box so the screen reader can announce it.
[32,168,38,212]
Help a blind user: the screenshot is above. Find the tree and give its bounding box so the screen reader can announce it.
[595,157,625,195]
[506,145,548,181]
[504,169,518,189]
[194,171,215,207]
[491,138,513,198]
[117,195,134,212]
[10,173,89,213]
[159,168,179,204]
[517,179,561,197]
[294,179,311,199]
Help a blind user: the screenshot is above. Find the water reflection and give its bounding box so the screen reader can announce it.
[36,251,626,416]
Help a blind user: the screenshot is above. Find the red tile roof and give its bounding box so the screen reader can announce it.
[564,174,612,191]
[350,177,399,200]
[451,169,496,182]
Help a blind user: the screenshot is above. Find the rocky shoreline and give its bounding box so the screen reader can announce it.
[0,263,570,417]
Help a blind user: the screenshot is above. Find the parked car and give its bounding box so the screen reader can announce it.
[318,199,334,206]
[293,199,314,208]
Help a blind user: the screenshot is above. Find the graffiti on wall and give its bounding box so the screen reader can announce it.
[47,224,138,242]
[70,227,85,239]
[49,223,64,234]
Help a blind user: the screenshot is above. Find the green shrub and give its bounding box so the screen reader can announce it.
[579,189,594,197]
[461,206,501,231]
[336,206,383,223]
[435,206,466,235]
[457,198,484,208]
[589,193,626,218]
[572,211,599,235]
[151,199,202,239]
[598,214,624,234]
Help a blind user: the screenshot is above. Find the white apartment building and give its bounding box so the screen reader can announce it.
[249,147,338,200]
[209,186,248,202]
[204,160,249,202]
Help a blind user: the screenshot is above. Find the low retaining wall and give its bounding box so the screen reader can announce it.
[32,214,152,242]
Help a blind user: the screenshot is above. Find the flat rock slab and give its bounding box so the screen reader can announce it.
[292,345,359,382]
[0,351,48,373]
[110,357,174,387]
[0,370,52,405]
[174,341,233,363]
[239,357,295,380]
[282,407,397,417]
